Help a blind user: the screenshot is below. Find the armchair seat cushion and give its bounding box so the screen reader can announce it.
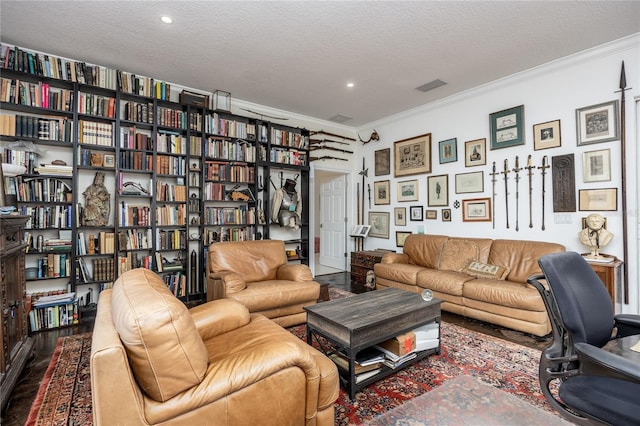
[229,280,320,312]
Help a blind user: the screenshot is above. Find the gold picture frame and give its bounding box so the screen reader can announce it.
[462,197,492,222]
[394,133,431,177]
[464,138,486,167]
[578,188,617,211]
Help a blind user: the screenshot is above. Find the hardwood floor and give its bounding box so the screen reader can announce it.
[1,272,550,425]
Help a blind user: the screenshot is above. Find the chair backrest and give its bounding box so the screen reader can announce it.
[538,251,614,348]
[208,240,288,282]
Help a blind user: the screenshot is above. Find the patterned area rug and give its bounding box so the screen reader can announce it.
[26,288,554,425]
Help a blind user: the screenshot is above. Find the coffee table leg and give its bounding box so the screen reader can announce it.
[306,324,312,345]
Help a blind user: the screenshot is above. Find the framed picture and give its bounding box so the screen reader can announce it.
[394,133,431,177]
[578,188,617,211]
[576,100,619,146]
[427,174,448,207]
[462,198,492,222]
[533,119,561,150]
[410,205,423,221]
[583,149,611,182]
[397,179,418,202]
[455,171,484,194]
[442,208,452,222]
[396,231,412,247]
[103,154,115,168]
[438,138,457,164]
[374,148,391,176]
[425,210,437,220]
[350,225,371,237]
[368,212,390,238]
[90,153,103,167]
[490,105,525,150]
[394,207,406,226]
[373,180,390,205]
[464,138,486,167]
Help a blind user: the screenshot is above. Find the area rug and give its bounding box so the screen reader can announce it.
[26,288,554,425]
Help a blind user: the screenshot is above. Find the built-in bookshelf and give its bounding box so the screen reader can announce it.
[1,42,311,328]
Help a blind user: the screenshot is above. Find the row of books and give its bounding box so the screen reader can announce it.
[118,229,152,251]
[78,120,113,146]
[34,253,71,279]
[164,272,187,297]
[24,235,72,254]
[121,100,154,123]
[204,161,255,183]
[156,106,187,129]
[157,229,186,250]
[29,301,79,332]
[156,154,186,176]
[189,135,202,156]
[155,252,184,273]
[187,111,202,132]
[262,146,308,166]
[78,92,115,118]
[271,128,309,149]
[0,78,74,111]
[204,113,256,139]
[203,206,256,226]
[0,113,73,141]
[156,182,186,202]
[118,71,171,99]
[118,150,153,171]
[33,163,73,176]
[14,176,72,203]
[19,204,73,229]
[203,227,255,244]
[120,127,153,150]
[120,203,151,227]
[117,253,153,275]
[204,137,256,162]
[93,257,115,282]
[156,204,186,226]
[2,148,36,172]
[157,131,187,154]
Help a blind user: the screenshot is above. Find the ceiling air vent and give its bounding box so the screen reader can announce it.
[415,79,446,93]
[328,114,352,123]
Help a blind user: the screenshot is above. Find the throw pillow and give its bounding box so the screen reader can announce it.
[463,260,510,280]
[437,239,479,272]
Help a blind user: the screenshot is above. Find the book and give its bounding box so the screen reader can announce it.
[329,353,382,375]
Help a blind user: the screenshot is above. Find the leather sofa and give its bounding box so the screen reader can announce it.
[90,268,339,425]
[207,240,320,327]
[374,234,565,336]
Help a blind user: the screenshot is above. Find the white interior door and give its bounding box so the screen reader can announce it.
[319,174,346,270]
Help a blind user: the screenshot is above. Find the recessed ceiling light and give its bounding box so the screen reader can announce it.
[160,16,173,24]
[346,82,355,88]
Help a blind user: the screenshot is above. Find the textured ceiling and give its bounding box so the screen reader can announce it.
[1,1,639,127]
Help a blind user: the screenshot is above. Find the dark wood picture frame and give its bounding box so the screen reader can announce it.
[375,148,391,176]
[394,133,431,177]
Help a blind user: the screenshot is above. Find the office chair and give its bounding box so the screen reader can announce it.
[528,251,640,425]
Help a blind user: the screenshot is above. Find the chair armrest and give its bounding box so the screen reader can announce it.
[189,299,251,341]
[206,271,247,301]
[381,253,409,264]
[276,264,313,281]
[575,342,640,384]
[614,314,640,338]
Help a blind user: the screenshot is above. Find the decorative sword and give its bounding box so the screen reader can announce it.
[502,158,510,229]
[525,155,535,228]
[512,156,522,231]
[367,184,371,209]
[489,161,499,229]
[538,156,550,231]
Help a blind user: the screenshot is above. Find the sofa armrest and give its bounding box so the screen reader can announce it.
[276,263,313,281]
[189,299,251,341]
[381,252,409,264]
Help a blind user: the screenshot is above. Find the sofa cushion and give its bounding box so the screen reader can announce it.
[462,278,546,311]
[463,260,510,280]
[438,239,479,272]
[229,280,319,312]
[417,268,475,296]
[488,239,565,283]
[111,268,209,402]
[403,234,450,268]
[208,240,288,282]
[374,262,426,285]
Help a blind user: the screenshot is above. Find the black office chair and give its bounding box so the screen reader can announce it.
[528,251,640,425]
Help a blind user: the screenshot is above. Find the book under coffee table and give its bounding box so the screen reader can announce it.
[304,287,442,399]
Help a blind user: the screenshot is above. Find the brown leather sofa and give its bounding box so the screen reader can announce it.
[91,268,339,425]
[207,240,320,327]
[374,234,565,336]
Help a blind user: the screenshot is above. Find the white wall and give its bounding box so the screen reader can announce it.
[354,34,640,314]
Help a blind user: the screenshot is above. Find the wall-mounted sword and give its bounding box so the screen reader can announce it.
[367,184,371,209]
[502,158,510,229]
[489,161,499,229]
[525,155,535,228]
[538,156,550,231]
[512,156,522,231]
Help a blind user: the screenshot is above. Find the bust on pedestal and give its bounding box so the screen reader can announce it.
[578,213,614,261]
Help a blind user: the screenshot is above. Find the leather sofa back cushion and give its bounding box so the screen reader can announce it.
[438,239,479,272]
[111,268,208,402]
[209,240,287,282]
[404,234,450,269]
[488,239,565,283]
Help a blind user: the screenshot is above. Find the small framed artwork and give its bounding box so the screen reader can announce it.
[375,148,391,176]
[396,231,412,247]
[578,188,617,211]
[576,100,619,146]
[427,174,448,207]
[394,207,406,226]
[425,210,437,220]
[373,180,390,205]
[583,149,611,183]
[394,133,432,177]
[397,179,418,202]
[369,211,390,238]
[442,208,452,222]
[465,138,486,167]
[455,171,484,194]
[438,138,457,164]
[462,198,492,222]
[90,153,103,167]
[533,119,561,150]
[410,205,423,221]
[490,105,525,150]
[103,154,115,168]
[350,225,371,237]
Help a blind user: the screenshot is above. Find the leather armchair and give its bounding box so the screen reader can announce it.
[207,240,320,327]
[91,268,339,425]
[528,252,640,425]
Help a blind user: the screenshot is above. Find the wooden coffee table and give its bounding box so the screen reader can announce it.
[304,287,442,399]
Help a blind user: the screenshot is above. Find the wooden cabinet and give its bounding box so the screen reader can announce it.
[1,215,34,412]
[585,255,623,311]
[350,250,393,293]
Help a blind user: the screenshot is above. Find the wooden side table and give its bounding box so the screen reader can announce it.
[584,254,623,310]
[350,249,393,293]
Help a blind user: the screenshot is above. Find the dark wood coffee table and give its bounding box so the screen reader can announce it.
[304,287,442,399]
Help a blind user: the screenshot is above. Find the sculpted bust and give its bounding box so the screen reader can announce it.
[578,213,613,259]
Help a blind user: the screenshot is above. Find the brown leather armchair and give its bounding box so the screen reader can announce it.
[91,268,339,425]
[207,240,320,327]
